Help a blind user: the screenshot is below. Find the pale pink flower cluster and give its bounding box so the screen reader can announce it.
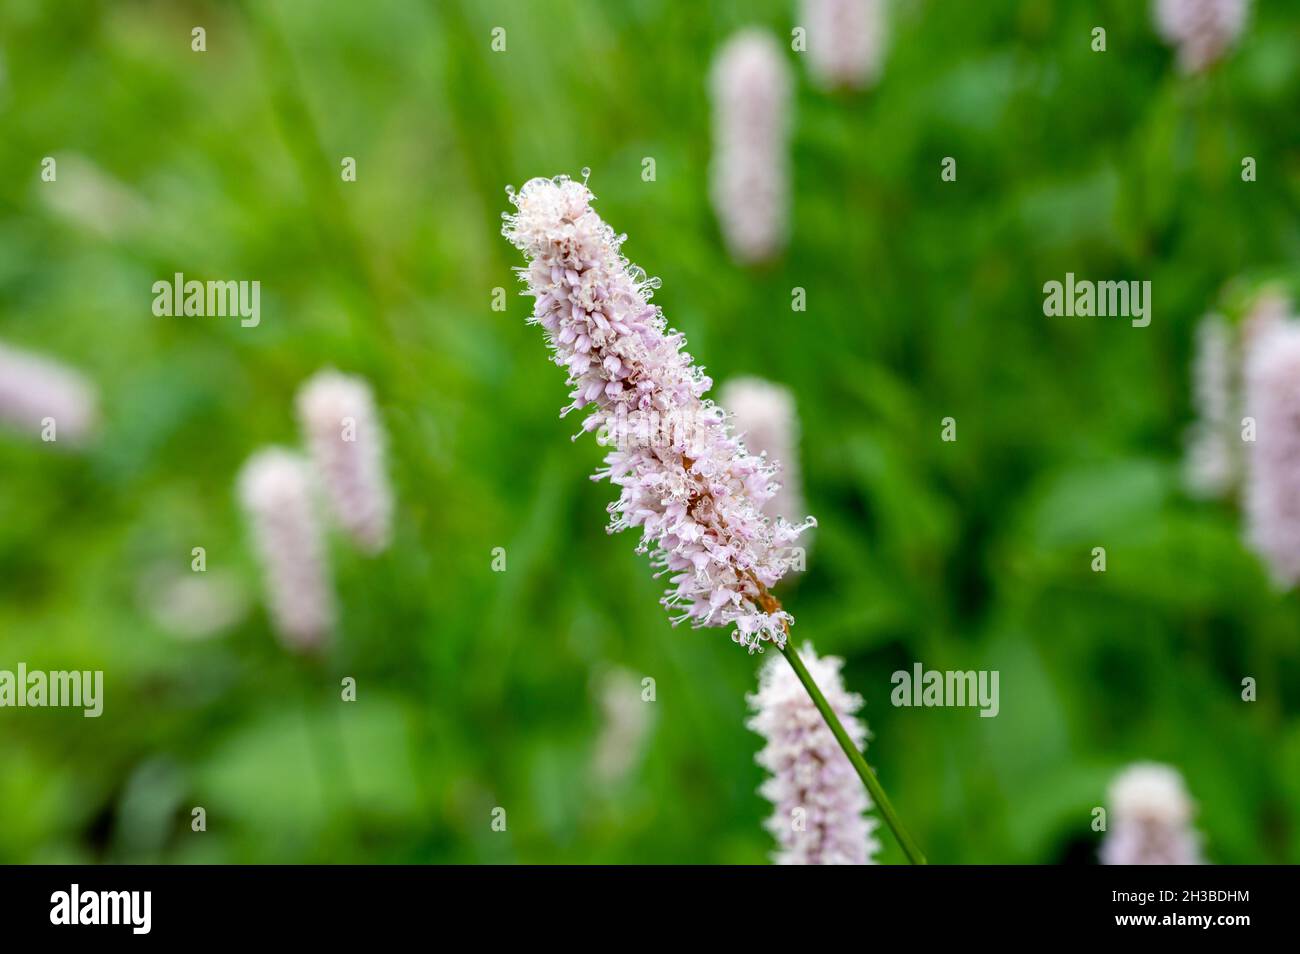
[137,566,249,642]
[1241,288,1290,352]
[296,369,393,555]
[709,31,792,265]
[1183,314,1236,498]
[237,448,336,652]
[748,643,879,864]
[39,154,148,241]
[503,175,814,652]
[1154,0,1250,74]
[1242,298,1300,587]
[238,369,391,651]
[720,377,806,530]
[1101,762,1204,865]
[0,341,98,444]
[590,667,654,786]
[800,0,887,90]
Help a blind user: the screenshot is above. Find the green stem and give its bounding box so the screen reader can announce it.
[779,641,927,865]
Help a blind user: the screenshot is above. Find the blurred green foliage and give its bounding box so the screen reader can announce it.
[0,0,1298,864]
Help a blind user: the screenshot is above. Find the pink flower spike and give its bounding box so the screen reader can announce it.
[748,642,880,864]
[1101,762,1205,865]
[503,175,814,651]
[1154,0,1250,74]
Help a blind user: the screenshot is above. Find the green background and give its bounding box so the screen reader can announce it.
[1,0,1298,863]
